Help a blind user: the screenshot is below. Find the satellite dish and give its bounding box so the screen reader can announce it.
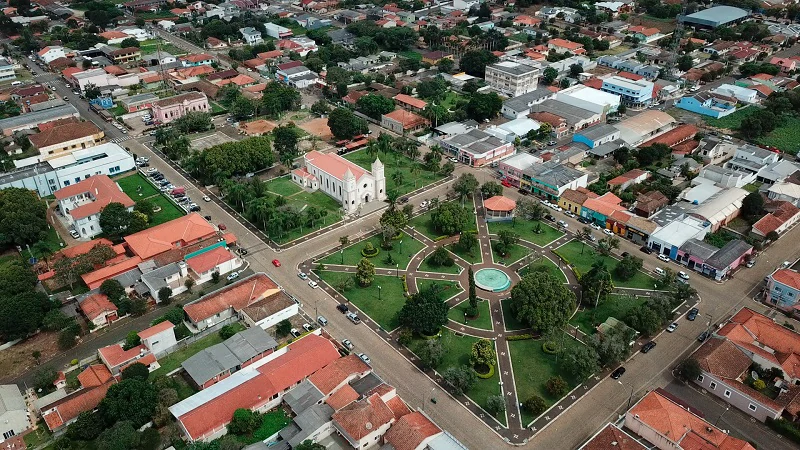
[751,371,759,380]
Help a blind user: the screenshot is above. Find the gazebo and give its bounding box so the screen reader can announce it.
[483,196,516,222]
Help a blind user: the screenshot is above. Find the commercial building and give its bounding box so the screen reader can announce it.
[0,104,80,135]
[293,151,386,214]
[556,84,621,116]
[573,124,620,149]
[0,57,16,81]
[522,160,589,200]
[28,119,105,161]
[600,76,654,108]
[680,6,749,29]
[675,92,737,118]
[0,385,30,444]
[529,100,601,134]
[275,64,319,89]
[613,110,676,146]
[500,88,556,119]
[648,215,710,259]
[485,117,540,143]
[264,23,293,39]
[485,60,540,98]
[434,127,515,167]
[55,174,135,239]
[152,92,210,124]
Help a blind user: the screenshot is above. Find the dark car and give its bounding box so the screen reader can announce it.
[545,214,556,222]
[621,252,630,258]
[610,367,626,379]
[640,245,653,255]
[399,196,409,204]
[578,217,591,224]
[517,189,529,196]
[687,308,699,321]
[189,205,201,212]
[698,330,710,342]
[641,341,657,353]
[336,304,349,314]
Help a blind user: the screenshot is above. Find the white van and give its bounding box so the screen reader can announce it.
[10,81,22,86]
[654,267,665,276]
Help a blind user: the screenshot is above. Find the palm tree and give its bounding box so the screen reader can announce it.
[339,235,349,248]
[578,226,591,255]
[366,140,379,158]
[305,206,320,227]
[249,197,272,230]
[410,164,421,188]
[392,171,404,188]
[377,133,392,155]
[227,183,249,211]
[385,190,399,210]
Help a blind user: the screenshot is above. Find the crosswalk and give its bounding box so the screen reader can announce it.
[110,136,133,144]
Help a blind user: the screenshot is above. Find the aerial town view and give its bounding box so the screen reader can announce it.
[2,0,800,449]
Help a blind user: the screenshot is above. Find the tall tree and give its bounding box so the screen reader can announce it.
[398,285,450,335]
[273,125,300,168]
[510,272,576,334]
[453,173,479,202]
[0,188,48,245]
[468,267,477,309]
[327,107,368,140]
[355,258,375,286]
[430,202,471,235]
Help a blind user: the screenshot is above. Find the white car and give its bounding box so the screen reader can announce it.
[202,196,211,202]
[448,157,458,163]
[145,168,157,174]
[590,223,602,231]
[420,200,429,209]
[69,229,80,239]
[666,322,678,333]
[657,254,670,263]
[226,272,239,281]
[136,156,149,163]
[308,280,318,289]
[678,271,690,280]
[342,339,354,350]
[557,220,568,228]
[297,272,308,280]
[358,353,371,365]
[602,229,614,236]
[290,328,301,338]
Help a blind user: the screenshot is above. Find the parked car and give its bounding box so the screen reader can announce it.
[308,280,318,289]
[590,223,601,231]
[557,220,568,228]
[640,245,653,255]
[420,200,429,209]
[217,223,227,231]
[298,272,308,280]
[687,308,699,321]
[346,312,361,324]
[517,189,528,196]
[226,272,239,281]
[337,304,349,314]
[564,211,576,218]
[342,339,353,350]
[678,271,690,281]
[189,204,201,212]
[399,196,409,204]
[358,353,371,365]
[449,157,458,163]
[202,196,211,202]
[578,217,590,224]
[658,254,670,263]
[621,252,629,258]
[302,323,314,332]
[666,322,678,332]
[610,367,626,379]
[69,229,80,239]
[698,330,711,342]
[746,259,756,268]
[641,341,657,353]
[290,328,301,338]
[545,214,556,222]
[602,229,614,236]
[317,316,328,326]
[501,179,512,188]
[654,267,665,276]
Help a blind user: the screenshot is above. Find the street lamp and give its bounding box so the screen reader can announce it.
[618,380,634,413]
[396,263,399,277]
[399,240,403,255]
[715,405,730,426]
[341,249,344,264]
[378,285,382,300]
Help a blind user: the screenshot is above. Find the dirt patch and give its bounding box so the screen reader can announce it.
[240,119,277,136]
[0,332,61,381]
[299,118,332,140]
[628,16,677,33]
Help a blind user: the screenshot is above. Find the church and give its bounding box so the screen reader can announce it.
[291,151,386,214]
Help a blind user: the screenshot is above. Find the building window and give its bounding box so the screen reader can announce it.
[748,404,757,411]
[724,390,731,398]
[709,382,717,390]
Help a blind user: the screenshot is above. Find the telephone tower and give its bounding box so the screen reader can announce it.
[664,0,690,81]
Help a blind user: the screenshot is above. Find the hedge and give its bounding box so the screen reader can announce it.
[542,341,558,354]
[506,334,534,341]
[361,248,380,257]
[401,275,408,294]
[766,418,800,444]
[433,235,449,242]
[474,364,495,379]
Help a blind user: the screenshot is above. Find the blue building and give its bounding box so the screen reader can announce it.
[767,269,800,310]
[601,76,654,108]
[675,93,736,118]
[89,96,114,109]
[573,124,620,149]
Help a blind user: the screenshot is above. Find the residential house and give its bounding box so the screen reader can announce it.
[573,124,621,150]
[137,320,177,357]
[634,191,669,218]
[381,109,429,135]
[710,84,758,103]
[579,423,646,450]
[393,94,427,112]
[768,182,800,207]
[78,293,119,329]
[627,26,664,43]
[607,169,649,191]
[276,37,318,57]
[39,366,115,432]
[109,47,141,64]
[675,92,737,118]
[264,23,293,39]
[528,111,569,138]
[421,50,453,65]
[752,201,800,240]
[38,46,66,64]
[547,38,585,54]
[0,385,30,444]
[275,63,319,89]
[0,57,15,81]
[239,27,263,45]
[55,174,135,239]
[180,54,214,67]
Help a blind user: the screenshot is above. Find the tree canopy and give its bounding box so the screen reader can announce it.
[328,107,369,140]
[186,136,274,184]
[430,202,472,236]
[0,188,48,246]
[510,272,576,334]
[398,285,450,335]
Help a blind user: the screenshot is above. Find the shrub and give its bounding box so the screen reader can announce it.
[473,364,495,379]
[219,324,237,340]
[542,341,558,354]
[523,395,548,416]
[397,328,413,346]
[361,242,380,257]
[433,235,449,241]
[485,395,506,416]
[275,319,292,337]
[506,334,534,341]
[545,376,569,397]
[766,418,800,444]
[753,379,766,390]
[70,359,79,366]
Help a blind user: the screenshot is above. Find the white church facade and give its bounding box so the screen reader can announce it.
[291,150,386,214]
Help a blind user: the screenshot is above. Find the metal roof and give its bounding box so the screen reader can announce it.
[283,379,324,414]
[705,239,752,269]
[683,6,748,25]
[182,327,278,385]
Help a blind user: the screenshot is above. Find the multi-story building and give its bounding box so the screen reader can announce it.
[28,119,105,160]
[485,61,540,98]
[434,127,515,167]
[239,27,263,45]
[0,57,16,81]
[37,46,65,64]
[766,268,800,311]
[55,174,135,239]
[275,63,319,89]
[152,91,210,124]
[600,75,654,107]
[109,47,141,64]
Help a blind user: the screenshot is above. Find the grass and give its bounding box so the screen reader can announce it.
[509,334,583,425]
[399,50,422,60]
[419,253,462,274]
[440,91,465,110]
[139,41,186,56]
[743,182,762,193]
[408,208,442,240]
[108,105,126,117]
[509,32,530,43]
[501,298,527,331]
[148,195,186,226]
[266,189,343,244]
[488,220,563,247]
[555,241,656,290]
[148,322,246,379]
[319,232,424,270]
[236,409,292,444]
[210,101,227,114]
[492,241,530,265]
[24,422,52,448]
[519,258,567,283]
[416,279,462,301]
[596,45,631,56]
[407,331,502,423]
[33,226,65,259]
[569,294,646,335]
[264,175,303,197]
[318,272,406,331]
[448,299,492,330]
[446,242,483,264]
[344,149,445,197]
[704,106,758,130]
[756,116,800,155]
[117,173,160,199]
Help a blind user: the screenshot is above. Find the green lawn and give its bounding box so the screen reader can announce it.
[555,241,656,290]
[139,40,186,56]
[519,258,567,283]
[210,101,227,114]
[743,182,762,193]
[318,272,406,331]
[441,91,465,110]
[704,106,758,130]
[756,116,800,155]
[418,253,462,274]
[265,175,303,197]
[407,331,502,423]
[446,242,483,264]
[319,232,424,269]
[509,32,530,43]
[501,298,527,331]
[492,241,530,265]
[448,299,492,330]
[416,279,462,301]
[24,423,52,448]
[509,334,583,425]
[116,173,160,199]
[408,208,442,240]
[33,226,66,259]
[269,189,343,244]
[236,409,292,444]
[344,149,445,196]
[569,294,646,335]
[399,50,422,60]
[148,195,186,226]
[488,220,563,247]
[149,323,245,379]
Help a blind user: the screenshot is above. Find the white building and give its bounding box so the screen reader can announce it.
[54,174,135,239]
[485,61,540,98]
[711,84,758,104]
[37,46,65,64]
[264,23,293,39]
[137,321,177,357]
[275,65,319,89]
[486,118,540,143]
[239,27,263,45]
[556,84,621,116]
[0,385,30,444]
[292,151,386,214]
[0,57,16,81]
[119,27,150,40]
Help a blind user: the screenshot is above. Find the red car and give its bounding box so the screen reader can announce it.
[501,179,512,187]
[272,259,281,267]
[218,223,227,231]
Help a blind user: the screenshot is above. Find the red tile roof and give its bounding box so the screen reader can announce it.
[483,195,516,212]
[692,337,750,379]
[752,213,783,235]
[257,50,283,60]
[183,273,279,323]
[29,120,101,149]
[81,256,143,290]
[55,175,134,220]
[309,354,370,394]
[124,213,216,259]
[549,38,583,50]
[386,395,411,419]
[77,364,112,388]
[138,320,175,340]
[98,344,146,368]
[583,78,604,90]
[305,150,368,182]
[393,93,427,109]
[42,381,115,431]
[618,71,644,81]
[60,238,116,259]
[333,393,396,440]
[581,424,646,450]
[79,294,117,321]
[326,384,359,410]
[641,124,698,149]
[383,412,442,450]
[185,246,236,274]
[382,109,428,129]
[176,334,340,441]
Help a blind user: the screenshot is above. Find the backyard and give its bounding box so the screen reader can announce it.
[115,173,186,227]
[407,330,503,424]
[344,149,445,197]
[235,409,291,445]
[447,299,492,330]
[317,272,406,331]
[554,241,656,290]
[262,176,343,244]
[509,334,583,425]
[569,294,647,335]
[487,220,563,247]
[148,322,246,379]
[319,232,424,269]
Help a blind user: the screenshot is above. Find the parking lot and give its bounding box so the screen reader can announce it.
[190,131,236,150]
[139,164,203,214]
